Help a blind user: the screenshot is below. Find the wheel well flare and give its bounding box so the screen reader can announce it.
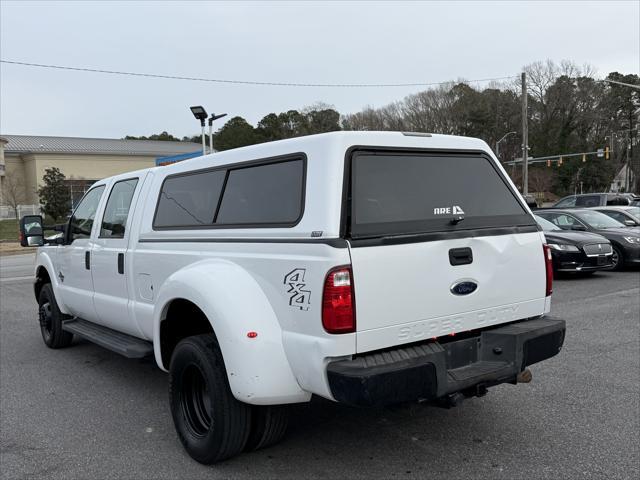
[160,299,213,368]
[35,266,51,301]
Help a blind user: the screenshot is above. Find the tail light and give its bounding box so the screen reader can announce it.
[543,244,553,296]
[322,266,355,334]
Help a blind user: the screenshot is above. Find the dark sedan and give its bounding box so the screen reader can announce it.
[535,215,613,274]
[536,209,640,270]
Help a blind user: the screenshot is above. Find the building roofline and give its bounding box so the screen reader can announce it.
[0,134,201,156]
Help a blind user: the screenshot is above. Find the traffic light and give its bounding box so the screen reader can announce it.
[547,159,551,167]
[582,153,586,163]
[558,156,563,166]
[605,146,610,160]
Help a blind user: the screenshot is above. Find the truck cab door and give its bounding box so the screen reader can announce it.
[57,185,106,320]
[91,176,144,337]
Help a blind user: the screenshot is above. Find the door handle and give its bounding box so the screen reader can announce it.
[117,253,124,275]
[449,247,473,266]
[85,251,91,270]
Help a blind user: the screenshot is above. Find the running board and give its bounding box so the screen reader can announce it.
[62,318,153,358]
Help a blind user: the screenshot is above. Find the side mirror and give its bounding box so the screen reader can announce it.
[624,219,637,226]
[19,215,44,247]
[570,224,587,231]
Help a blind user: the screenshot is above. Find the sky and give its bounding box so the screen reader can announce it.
[1,0,638,139]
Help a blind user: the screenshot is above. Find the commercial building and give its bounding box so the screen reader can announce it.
[0,135,201,210]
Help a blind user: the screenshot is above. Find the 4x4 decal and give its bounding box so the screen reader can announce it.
[284,269,311,311]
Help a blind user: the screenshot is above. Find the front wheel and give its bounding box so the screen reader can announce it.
[611,246,625,271]
[38,284,73,349]
[169,334,251,464]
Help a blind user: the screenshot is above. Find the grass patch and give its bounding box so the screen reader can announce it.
[0,219,21,242]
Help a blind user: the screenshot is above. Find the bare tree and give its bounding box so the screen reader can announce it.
[2,171,27,220]
[528,167,554,194]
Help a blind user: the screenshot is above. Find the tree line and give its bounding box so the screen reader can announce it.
[126,60,639,195]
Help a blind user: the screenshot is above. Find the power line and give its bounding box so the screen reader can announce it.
[0,59,518,88]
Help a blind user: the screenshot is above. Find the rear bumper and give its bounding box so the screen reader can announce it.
[327,316,565,407]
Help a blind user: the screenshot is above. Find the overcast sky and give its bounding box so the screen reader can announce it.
[1,1,638,140]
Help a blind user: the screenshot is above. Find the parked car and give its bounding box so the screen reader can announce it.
[522,194,538,209]
[552,193,632,208]
[19,132,565,464]
[534,215,613,274]
[591,206,640,227]
[536,208,640,270]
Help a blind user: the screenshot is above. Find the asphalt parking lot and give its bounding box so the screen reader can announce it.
[1,254,638,479]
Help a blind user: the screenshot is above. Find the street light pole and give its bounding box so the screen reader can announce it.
[200,123,206,155]
[495,131,517,161]
[521,72,529,195]
[208,113,228,154]
[189,106,208,156]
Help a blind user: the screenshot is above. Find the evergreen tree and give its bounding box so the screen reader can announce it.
[38,167,69,220]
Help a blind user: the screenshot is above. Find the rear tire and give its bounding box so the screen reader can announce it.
[169,334,251,464]
[38,284,73,349]
[244,405,289,452]
[611,246,625,271]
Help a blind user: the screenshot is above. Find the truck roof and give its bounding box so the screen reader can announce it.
[158,131,492,174]
[96,131,493,185]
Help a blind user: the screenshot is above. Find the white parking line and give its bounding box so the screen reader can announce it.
[0,276,34,283]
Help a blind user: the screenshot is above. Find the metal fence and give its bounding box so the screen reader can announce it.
[0,205,41,220]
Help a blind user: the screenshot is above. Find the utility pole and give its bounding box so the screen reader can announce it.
[627,144,632,192]
[628,110,634,192]
[521,72,529,195]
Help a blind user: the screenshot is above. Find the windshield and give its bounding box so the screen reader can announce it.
[350,151,532,238]
[574,210,625,229]
[625,207,640,219]
[535,215,560,231]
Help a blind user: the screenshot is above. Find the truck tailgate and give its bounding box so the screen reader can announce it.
[350,231,547,353]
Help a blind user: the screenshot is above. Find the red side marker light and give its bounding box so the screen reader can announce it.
[247,331,258,338]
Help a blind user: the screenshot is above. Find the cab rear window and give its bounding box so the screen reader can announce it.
[349,151,533,238]
[153,157,305,229]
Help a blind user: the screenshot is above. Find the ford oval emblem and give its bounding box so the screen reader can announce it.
[450,280,478,296]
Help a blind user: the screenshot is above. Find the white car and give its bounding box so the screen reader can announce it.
[20,131,565,463]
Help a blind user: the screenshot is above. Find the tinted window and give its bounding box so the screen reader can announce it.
[626,207,640,219]
[602,211,627,223]
[555,196,576,207]
[551,214,582,229]
[154,170,226,227]
[575,195,600,207]
[606,196,630,206]
[535,215,560,231]
[69,186,105,242]
[100,179,139,238]
[350,152,531,238]
[573,210,625,229]
[216,159,304,225]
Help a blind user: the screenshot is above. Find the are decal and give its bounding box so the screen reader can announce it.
[433,205,465,215]
[284,269,311,311]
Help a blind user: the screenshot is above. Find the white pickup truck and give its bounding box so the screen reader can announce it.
[20,131,565,464]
